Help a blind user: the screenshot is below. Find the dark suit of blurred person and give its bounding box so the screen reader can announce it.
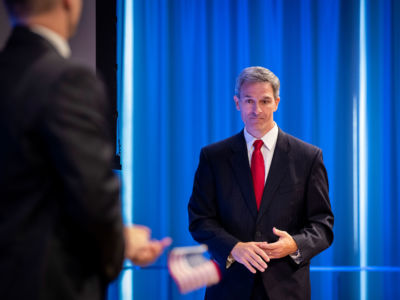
[189,67,334,299]
[0,0,171,299]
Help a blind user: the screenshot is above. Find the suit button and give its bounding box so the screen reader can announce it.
[256,231,261,237]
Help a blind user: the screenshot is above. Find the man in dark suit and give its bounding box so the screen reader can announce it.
[0,0,170,299]
[188,66,334,299]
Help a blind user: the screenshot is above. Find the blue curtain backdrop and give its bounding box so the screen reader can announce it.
[109,0,400,299]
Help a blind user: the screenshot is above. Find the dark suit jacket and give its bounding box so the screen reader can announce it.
[0,26,124,300]
[188,129,334,300]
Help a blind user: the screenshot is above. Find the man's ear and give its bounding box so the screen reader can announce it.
[234,95,240,111]
[62,0,71,10]
[273,97,280,112]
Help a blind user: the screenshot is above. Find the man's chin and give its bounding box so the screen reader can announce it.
[246,127,267,138]
[68,26,78,39]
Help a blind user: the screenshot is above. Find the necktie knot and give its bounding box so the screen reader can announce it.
[253,140,263,151]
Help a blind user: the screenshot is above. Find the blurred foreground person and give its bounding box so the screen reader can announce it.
[0,0,170,299]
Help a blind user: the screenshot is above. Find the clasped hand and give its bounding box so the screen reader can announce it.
[124,225,172,267]
[231,227,298,273]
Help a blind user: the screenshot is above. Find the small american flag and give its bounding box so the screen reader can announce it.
[168,245,221,294]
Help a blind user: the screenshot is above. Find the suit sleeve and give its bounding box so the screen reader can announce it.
[291,149,334,263]
[188,148,239,266]
[39,66,124,281]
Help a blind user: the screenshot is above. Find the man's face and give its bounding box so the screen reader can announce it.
[234,81,280,138]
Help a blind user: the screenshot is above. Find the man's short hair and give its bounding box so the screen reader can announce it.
[4,0,58,18]
[235,66,280,99]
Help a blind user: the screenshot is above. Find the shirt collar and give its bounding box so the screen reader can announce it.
[244,123,279,151]
[30,25,71,58]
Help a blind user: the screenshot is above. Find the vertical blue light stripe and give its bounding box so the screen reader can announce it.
[120,0,133,299]
[158,1,170,297]
[352,95,359,252]
[359,0,367,299]
[120,0,133,229]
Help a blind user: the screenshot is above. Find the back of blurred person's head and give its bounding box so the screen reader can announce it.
[3,0,82,39]
[4,0,58,19]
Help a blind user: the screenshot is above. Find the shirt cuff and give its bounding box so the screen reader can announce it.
[226,254,235,269]
[289,249,302,264]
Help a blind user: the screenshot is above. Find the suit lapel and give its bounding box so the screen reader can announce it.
[229,131,258,219]
[256,129,290,224]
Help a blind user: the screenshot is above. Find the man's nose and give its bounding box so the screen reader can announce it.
[253,102,262,114]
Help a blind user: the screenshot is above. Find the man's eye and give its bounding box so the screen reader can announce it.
[246,99,253,104]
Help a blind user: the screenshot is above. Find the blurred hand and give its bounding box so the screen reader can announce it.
[124,225,172,267]
[230,241,270,274]
[261,227,298,259]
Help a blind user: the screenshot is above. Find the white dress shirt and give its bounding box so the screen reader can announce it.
[243,122,279,183]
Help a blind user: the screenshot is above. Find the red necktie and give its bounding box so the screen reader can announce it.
[251,140,265,210]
